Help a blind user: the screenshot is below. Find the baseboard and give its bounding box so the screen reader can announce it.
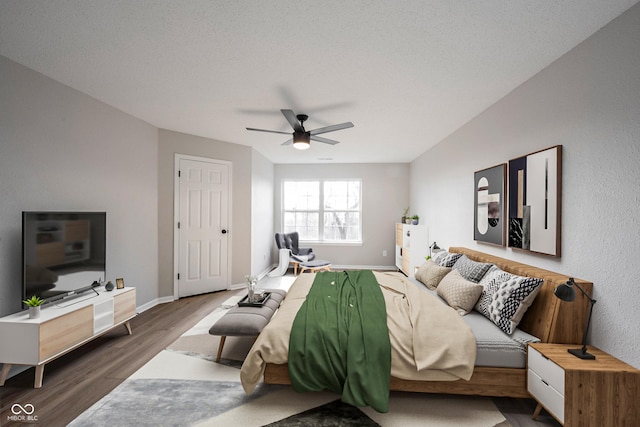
[136,295,174,313]
[258,264,278,280]
[230,264,279,290]
[330,265,397,271]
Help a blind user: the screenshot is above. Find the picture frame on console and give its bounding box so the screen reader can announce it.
[474,163,506,246]
[116,278,125,289]
[507,145,562,257]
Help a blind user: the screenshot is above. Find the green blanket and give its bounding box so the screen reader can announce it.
[288,270,391,413]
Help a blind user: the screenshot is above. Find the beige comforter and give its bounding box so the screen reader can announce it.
[240,271,476,393]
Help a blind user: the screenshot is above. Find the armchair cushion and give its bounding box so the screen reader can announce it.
[275,232,315,262]
[290,253,311,263]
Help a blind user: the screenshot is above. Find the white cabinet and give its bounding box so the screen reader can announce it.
[0,287,136,388]
[394,223,428,278]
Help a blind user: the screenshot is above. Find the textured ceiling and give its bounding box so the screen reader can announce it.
[1,0,638,163]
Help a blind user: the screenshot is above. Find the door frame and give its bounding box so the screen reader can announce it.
[173,154,233,299]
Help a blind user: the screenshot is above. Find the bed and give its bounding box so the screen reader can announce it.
[241,247,593,398]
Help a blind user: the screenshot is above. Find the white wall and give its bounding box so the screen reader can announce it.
[274,163,409,268]
[0,55,159,315]
[251,150,275,276]
[410,5,640,368]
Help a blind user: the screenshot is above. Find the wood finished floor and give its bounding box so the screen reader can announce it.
[0,289,560,427]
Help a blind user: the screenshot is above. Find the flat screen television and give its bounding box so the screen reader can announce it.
[22,211,106,306]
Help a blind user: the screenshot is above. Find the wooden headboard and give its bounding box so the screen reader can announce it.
[449,247,592,344]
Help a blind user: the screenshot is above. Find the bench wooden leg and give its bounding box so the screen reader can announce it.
[216,336,227,363]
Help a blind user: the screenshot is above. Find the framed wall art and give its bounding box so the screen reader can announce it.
[474,164,506,246]
[508,145,562,257]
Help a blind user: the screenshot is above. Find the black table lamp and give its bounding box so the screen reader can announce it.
[553,277,597,360]
[429,242,441,259]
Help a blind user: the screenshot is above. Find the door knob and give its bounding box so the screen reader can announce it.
[221,229,228,234]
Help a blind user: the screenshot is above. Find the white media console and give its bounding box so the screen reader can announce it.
[0,287,136,388]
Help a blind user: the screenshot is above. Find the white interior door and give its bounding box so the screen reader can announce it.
[176,156,230,298]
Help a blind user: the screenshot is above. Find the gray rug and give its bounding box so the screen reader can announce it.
[69,307,511,427]
[70,380,380,427]
[69,379,281,427]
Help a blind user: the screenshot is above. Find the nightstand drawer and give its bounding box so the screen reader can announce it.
[528,369,564,423]
[528,346,564,394]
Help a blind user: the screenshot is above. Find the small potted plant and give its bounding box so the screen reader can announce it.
[23,295,45,319]
[401,206,410,224]
[412,214,420,225]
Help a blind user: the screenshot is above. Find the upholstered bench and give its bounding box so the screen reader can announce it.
[208,289,286,362]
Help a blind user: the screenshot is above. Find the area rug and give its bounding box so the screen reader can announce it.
[69,305,511,427]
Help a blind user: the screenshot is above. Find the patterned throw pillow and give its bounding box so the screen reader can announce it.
[475,266,512,317]
[452,255,493,283]
[437,270,484,315]
[415,260,452,290]
[482,274,544,335]
[432,251,463,268]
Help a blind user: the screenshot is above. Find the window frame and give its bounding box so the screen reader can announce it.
[281,179,363,245]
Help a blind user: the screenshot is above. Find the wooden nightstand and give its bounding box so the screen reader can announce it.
[528,343,640,426]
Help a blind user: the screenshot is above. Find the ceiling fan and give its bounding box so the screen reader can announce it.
[246,109,354,150]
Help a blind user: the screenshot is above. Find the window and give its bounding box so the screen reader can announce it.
[283,180,362,243]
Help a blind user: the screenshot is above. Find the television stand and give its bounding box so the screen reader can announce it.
[0,287,136,388]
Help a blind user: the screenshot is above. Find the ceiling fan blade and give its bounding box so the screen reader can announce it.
[281,138,293,146]
[281,109,303,132]
[311,135,340,145]
[246,127,291,135]
[309,122,354,135]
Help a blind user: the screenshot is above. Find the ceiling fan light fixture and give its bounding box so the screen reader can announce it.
[293,132,311,150]
[293,141,310,150]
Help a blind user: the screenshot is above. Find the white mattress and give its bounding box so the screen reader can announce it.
[414,279,540,369]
